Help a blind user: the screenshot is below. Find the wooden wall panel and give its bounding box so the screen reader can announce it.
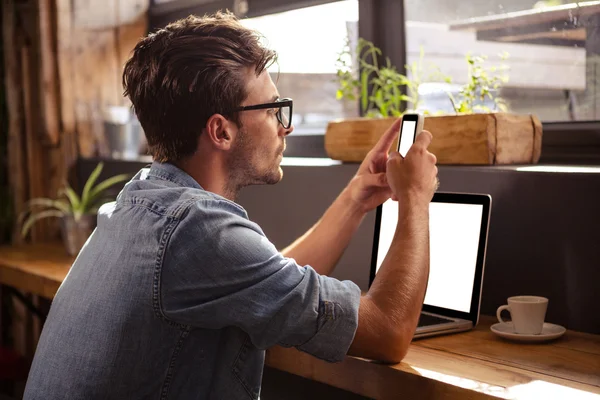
[38,0,61,146]
[2,0,27,244]
[2,0,148,359]
[59,0,148,158]
[20,43,51,242]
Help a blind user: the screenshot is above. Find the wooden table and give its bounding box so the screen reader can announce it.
[1,243,599,399]
[0,243,73,299]
[267,317,600,399]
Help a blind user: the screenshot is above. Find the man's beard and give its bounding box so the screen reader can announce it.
[226,128,283,197]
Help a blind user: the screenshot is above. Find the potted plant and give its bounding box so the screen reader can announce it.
[328,39,542,164]
[19,162,130,255]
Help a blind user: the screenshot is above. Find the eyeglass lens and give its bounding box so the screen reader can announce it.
[277,105,291,129]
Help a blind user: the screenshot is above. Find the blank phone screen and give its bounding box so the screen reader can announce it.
[398,120,417,157]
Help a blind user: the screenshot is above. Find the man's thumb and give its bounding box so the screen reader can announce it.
[387,151,401,162]
[369,172,388,188]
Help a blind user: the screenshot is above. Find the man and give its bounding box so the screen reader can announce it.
[24,11,437,400]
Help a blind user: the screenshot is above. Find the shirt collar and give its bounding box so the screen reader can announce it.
[147,162,203,190]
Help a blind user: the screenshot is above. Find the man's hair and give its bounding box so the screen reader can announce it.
[123,11,277,162]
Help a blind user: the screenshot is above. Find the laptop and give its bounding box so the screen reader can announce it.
[369,192,492,339]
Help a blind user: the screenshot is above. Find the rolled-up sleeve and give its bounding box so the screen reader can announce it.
[160,198,361,362]
[293,274,361,362]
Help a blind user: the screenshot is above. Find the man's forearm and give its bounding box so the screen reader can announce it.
[367,199,430,338]
[281,188,364,276]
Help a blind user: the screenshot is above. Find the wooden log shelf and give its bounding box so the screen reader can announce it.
[325,113,543,165]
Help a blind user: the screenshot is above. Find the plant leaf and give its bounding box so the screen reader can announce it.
[86,174,130,210]
[360,69,369,113]
[24,198,71,214]
[21,210,65,238]
[17,210,28,229]
[18,198,67,227]
[80,163,104,212]
[63,185,82,217]
[445,92,459,114]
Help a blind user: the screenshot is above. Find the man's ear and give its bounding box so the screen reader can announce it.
[205,114,237,151]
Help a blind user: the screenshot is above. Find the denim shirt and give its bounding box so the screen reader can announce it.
[24,162,361,400]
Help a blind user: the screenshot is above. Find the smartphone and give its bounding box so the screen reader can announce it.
[397,113,424,158]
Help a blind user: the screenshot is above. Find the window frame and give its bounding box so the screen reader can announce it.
[149,0,343,31]
[149,0,600,164]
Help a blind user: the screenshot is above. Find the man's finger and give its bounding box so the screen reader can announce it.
[414,130,433,148]
[387,151,402,164]
[366,172,389,188]
[372,118,403,154]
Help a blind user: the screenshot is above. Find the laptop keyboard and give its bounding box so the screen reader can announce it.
[418,313,455,327]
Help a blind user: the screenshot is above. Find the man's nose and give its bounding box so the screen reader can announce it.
[281,123,293,137]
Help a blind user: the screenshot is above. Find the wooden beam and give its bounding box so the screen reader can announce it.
[55,0,79,176]
[473,18,583,46]
[2,0,27,244]
[490,27,586,43]
[48,0,79,219]
[38,0,61,146]
[449,2,600,33]
[21,45,49,242]
[20,0,60,241]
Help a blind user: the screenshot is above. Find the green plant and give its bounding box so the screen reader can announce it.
[447,52,510,114]
[335,38,510,117]
[335,38,407,117]
[19,162,130,238]
[335,39,449,117]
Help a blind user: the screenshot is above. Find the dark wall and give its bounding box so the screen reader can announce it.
[237,164,600,334]
[434,166,600,334]
[78,159,600,334]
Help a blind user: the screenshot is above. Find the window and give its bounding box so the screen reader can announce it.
[404,1,600,123]
[149,0,600,162]
[241,1,359,135]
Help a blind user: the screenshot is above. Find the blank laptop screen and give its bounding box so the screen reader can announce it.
[374,199,483,313]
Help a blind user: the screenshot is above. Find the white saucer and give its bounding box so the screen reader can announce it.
[490,322,566,343]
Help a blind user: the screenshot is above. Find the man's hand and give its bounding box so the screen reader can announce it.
[386,129,438,208]
[349,126,438,364]
[346,118,404,214]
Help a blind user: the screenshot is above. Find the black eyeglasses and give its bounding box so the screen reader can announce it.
[230,98,293,129]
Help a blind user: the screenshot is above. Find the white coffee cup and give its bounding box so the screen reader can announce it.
[496,296,548,335]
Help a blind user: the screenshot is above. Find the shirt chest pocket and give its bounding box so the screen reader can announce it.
[232,334,264,400]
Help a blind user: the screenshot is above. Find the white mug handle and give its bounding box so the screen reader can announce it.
[497,305,511,323]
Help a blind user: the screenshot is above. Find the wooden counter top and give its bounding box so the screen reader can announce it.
[0,242,73,299]
[1,243,599,399]
[266,316,600,399]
